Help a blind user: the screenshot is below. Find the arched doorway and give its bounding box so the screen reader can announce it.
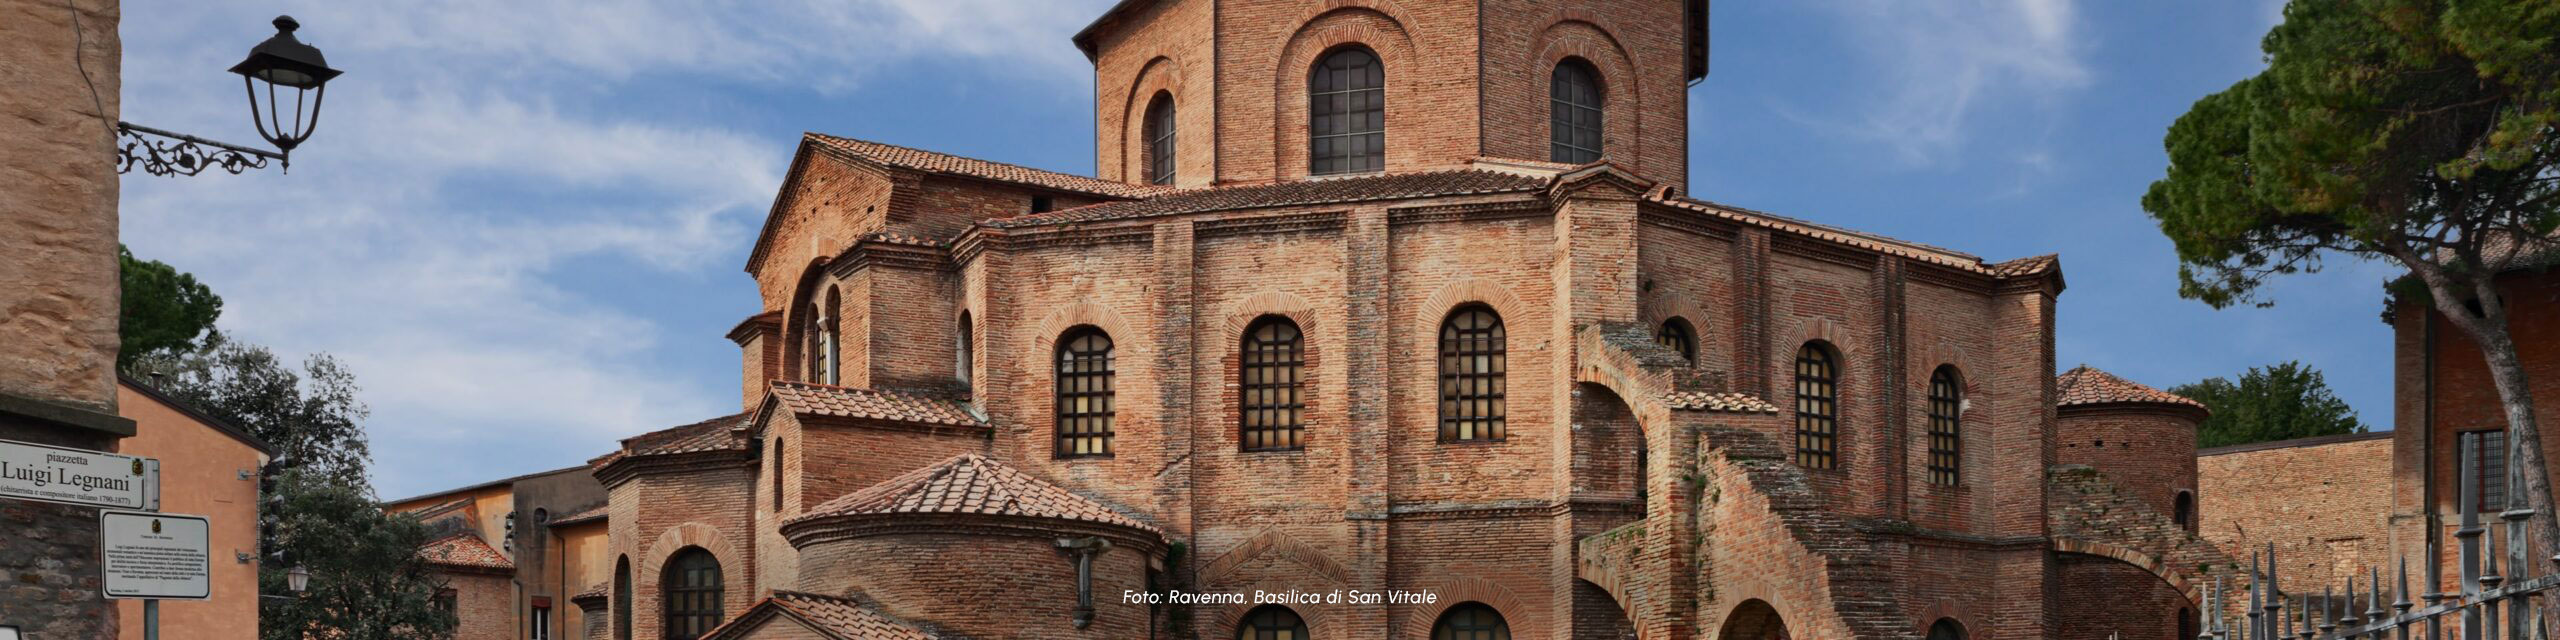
[1718,599,1789,640]
[1927,618,1965,640]
[1571,382,1649,516]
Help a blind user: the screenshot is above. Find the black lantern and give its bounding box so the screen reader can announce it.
[228,15,341,156]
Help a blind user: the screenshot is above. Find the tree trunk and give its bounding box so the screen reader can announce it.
[2425,282,2560,584]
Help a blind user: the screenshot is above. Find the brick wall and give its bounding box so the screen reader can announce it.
[794,532,1152,639]
[2058,405,2202,529]
[2390,269,2560,582]
[448,572,516,640]
[2200,432,2393,595]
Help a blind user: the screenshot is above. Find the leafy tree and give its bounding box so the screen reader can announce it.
[2172,362,2367,448]
[117,244,222,369]
[2143,0,2560,557]
[259,470,455,640]
[129,332,372,487]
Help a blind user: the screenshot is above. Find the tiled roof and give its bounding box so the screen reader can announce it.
[1990,254,2062,277]
[1645,194,2049,277]
[548,503,608,526]
[790,453,1159,535]
[806,133,1166,199]
[983,169,1550,229]
[570,583,608,604]
[1662,391,1782,414]
[2057,365,2206,410]
[418,531,513,571]
[767,382,984,427]
[705,591,945,640]
[595,412,753,467]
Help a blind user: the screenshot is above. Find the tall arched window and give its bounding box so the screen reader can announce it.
[1793,342,1839,470]
[612,557,632,640]
[956,311,974,391]
[1056,327,1116,457]
[1657,317,1697,361]
[1309,46,1385,175]
[770,437,786,511]
[1145,92,1177,185]
[1236,605,1309,640]
[1433,603,1512,640]
[1550,59,1604,164]
[1927,365,1963,486]
[1439,306,1507,442]
[661,548,722,640]
[1241,316,1306,451]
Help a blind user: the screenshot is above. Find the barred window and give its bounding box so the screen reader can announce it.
[1237,605,1309,640]
[1145,92,1177,185]
[1433,603,1512,640]
[661,548,723,640]
[1240,317,1306,451]
[1056,328,1116,457]
[2466,430,2509,511]
[1794,342,1839,470]
[1439,306,1507,442]
[1927,366,1962,486]
[1550,59,1604,164]
[1310,47,1385,175]
[1657,317,1697,361]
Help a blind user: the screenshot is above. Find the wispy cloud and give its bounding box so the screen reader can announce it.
[1786,0,2092,164]
[115,0,1112,497]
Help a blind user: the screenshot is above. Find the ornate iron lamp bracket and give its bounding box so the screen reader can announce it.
[116,121,285,177]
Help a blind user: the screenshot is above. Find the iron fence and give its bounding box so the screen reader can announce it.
[2200,436,2559,640]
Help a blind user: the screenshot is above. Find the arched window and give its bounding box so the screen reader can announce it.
[661,548,722,640]
[1056,327,1116,457]
[1793,342,1839,470]
[1927,365,1963,486]
[1433,603,1512,640]
[612,557,632,640]
[1240,316,1306,451]
[1928,618,1966,640]
[1550,59,1604,164]
[806,287,840,385]
[1656,317,1697,361]
[2173,491,2195,527]
[1439,306,1507,442]
[770,437,786,511]
[1309,46,1385,175]
[956,311,974,391]
[1145,92,1177,185]
[1236,605,1309,640]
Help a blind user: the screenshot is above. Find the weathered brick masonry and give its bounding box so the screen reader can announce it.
[568,1,2232,638]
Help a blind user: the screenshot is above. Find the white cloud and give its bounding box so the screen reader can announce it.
[1790,0,2092,164]
[113,0,1112,497]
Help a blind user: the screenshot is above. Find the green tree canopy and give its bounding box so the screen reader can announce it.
[259,470,455,640]
[117,244,222,369]
[131,333,372,486]
[2173,361,2367,448]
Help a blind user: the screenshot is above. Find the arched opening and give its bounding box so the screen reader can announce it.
[1656,316,1697,362]
[1438,304,1507,442]
[2055,547,2198,640]
[661,547,723,640]
[956,310,974,392]
[2173,491,2195,528]
[1240,315,1306,451]
[1144,91,1177,185]
[1793,341,1841,470]
[1550,58,1604,164]
[1309,45,1385,175]
[2179,608,2198,640]
[612,556,632,640]
[1718,599,1789,640]
[1236,604,1309,640]
[1572,578,1637,638]
[1927,618,1965,640]
[1432,602,1511,640]
[1056,326,1116,457]
[1572,382,1648,517]
[1927,365,1963,486]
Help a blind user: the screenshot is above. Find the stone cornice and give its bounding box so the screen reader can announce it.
[593,448,755,489]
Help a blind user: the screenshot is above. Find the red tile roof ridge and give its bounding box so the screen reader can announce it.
[418,530,513,570]
[766,381,986,427]
[2056,365,2207,410]
[1648,194,2035,275]
[789,452,1160,535]
[804,133,1167,199]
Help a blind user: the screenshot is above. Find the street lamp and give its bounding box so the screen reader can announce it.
[285,565,310,593]
[116,15,344,177]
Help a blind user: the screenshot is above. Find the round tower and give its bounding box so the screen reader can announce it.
[2055,365,2210,531]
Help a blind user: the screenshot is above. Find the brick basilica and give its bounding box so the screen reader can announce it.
[563,1,2238,638]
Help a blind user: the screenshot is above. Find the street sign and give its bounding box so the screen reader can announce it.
[0,438,157,510]
[100,510,210,600]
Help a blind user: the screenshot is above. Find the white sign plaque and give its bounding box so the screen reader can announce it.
[101,510,210,600]
[0,438,157,510]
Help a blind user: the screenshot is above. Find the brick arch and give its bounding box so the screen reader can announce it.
[1033,301,1143,358]
[779,257,833,384]
[1790,317,1856,358]
[1915,598,1988,640]
[1915,340,1977,390]
[1400,575,1541,638]
[638,523,744,586]
[1413,278,1530,340]
[1115,54,1191,183]
[1531,18,1643,167]
[1272,6,1421,179]
[1208,587,1339,639]
[2052,538,2202,605]
[1707,580,1812,639]
[1220,290,1323,339]
[1199,527,1349,588]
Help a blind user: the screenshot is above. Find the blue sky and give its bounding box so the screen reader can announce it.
[118,0,2393,500]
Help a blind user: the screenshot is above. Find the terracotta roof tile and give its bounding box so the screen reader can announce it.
[570,583,608,604]
[2057,365,2206,410]
[1990,254,2061,277]
[705,591,945,640]
[418,531,513,571]
[548,503,608,526]
[768,382,985,427]
[1644,194,2050,277]
[806,133,1166,199]
[1662,391,1782,414]
[983,169,1549,229]
[790,453,1158,535]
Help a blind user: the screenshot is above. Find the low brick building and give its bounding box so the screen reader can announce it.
[389,466,614,640]
[556,1,2234,638]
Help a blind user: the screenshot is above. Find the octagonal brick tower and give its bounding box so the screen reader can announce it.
[1074,0,1708,190]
